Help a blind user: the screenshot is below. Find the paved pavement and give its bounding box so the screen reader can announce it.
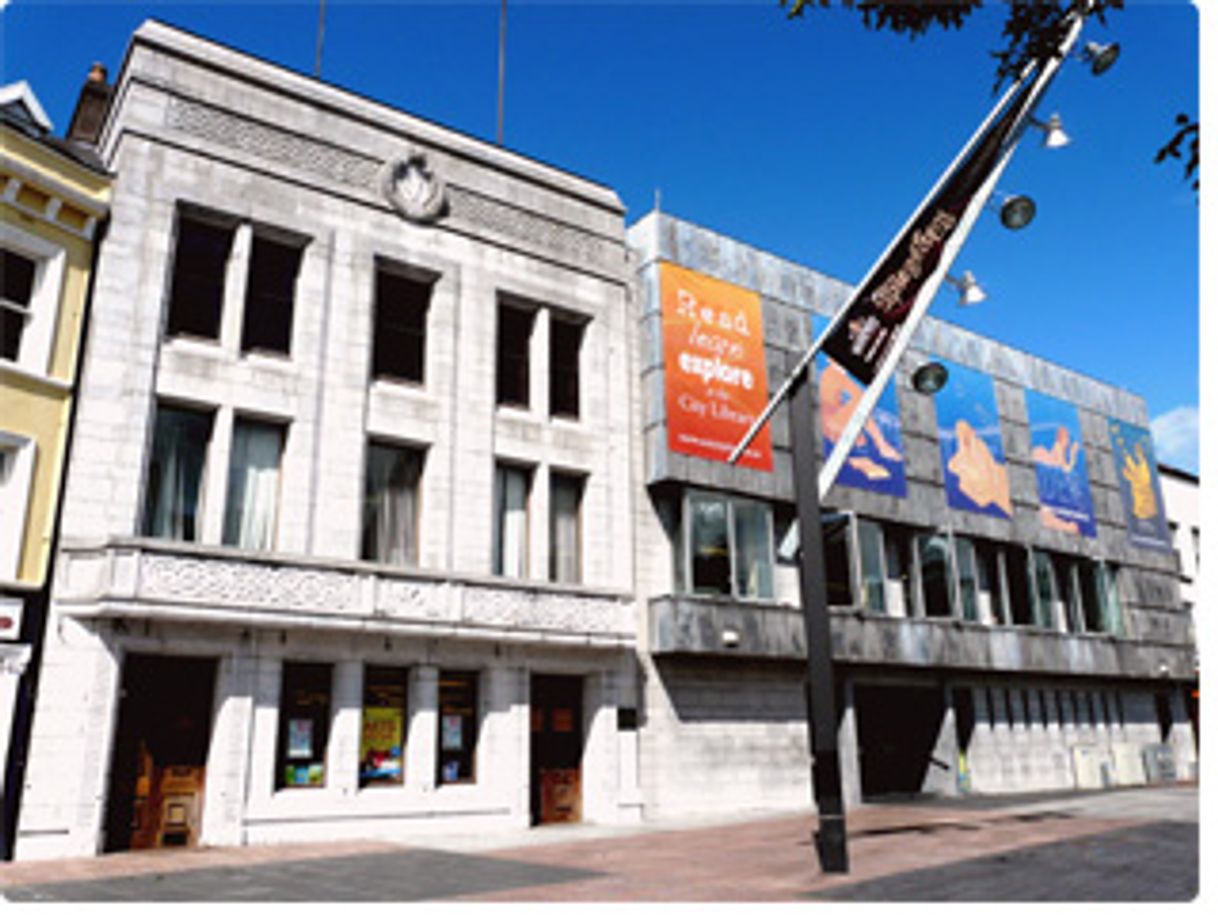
[0,784,1198,902]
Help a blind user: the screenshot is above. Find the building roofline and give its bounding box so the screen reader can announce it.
[110,19,623,214]
[1159,463,1199,484]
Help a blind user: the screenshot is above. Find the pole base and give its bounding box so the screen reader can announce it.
[815,815,849,874]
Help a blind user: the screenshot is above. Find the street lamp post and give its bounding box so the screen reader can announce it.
[728,4,1104,875]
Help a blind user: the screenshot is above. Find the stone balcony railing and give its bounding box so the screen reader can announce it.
[54,538,636,648]
[648,594,1196,681]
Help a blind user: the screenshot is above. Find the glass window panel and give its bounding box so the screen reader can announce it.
[918,533,953,617]
[822,513,853,606]
[166,215,233,340]
[437,671,478,784]
[241,235,302,354]
[1006,546,1035,626]
[276,662,332,790]
[142,405,214,541]
[550,472,583,583]
[222,419,284,551]
[974,541,1005,625]
[883,526,913,617]
[360,666,408,787]
[857,519,886,612]
[954,536,979,622]
[362,442,422,565]
[1032,550,1058,629]
[496,303,533,407]
[1,248,36,361]
[690,495,730,595]
[732,499,773,600]
[493,463,530,577]
[549,316,583,418]
[372,268,430,383]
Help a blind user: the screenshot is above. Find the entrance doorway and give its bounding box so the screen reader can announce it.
[530,674,583,825]
[854,683,946,799]
[104,654,216,852]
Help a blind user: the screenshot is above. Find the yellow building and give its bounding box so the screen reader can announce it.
[1,75,110,846]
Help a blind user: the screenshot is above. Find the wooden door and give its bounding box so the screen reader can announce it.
[530,675,584,824]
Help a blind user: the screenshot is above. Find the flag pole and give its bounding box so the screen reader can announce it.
[314,0,327,79]
[497,0,507,146]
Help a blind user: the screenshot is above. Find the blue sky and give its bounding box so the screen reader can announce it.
[0,1,1201,472]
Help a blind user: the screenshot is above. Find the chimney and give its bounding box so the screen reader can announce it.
[65,62,112,146]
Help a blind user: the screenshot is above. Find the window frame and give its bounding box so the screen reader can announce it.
[548,312,586,420]
[164,208,236,343]
[436,670,479,786]
[680,490,775,601]
[548,469,585,584]
[371,261,434,386]
[1,222,66,376]
[495,300,536,409]
[140,402,215,543]
[359,665,409,789]
[222,415,287,552]
[0,432,37,581]
[240,229,305,356]
[361,439,425,567]
[493,460,533,578]
[275,661,334,791]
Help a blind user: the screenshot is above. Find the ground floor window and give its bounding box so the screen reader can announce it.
[437,670,478,784]
[276,662,332,789]
[360,666,408,787]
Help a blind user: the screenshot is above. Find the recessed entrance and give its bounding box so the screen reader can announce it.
[104,654,216,852]
[854,683,946,799]
[530,674,584,825]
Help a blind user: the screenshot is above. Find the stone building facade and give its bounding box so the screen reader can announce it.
[629,212,1197,816]
[14,21,640,860]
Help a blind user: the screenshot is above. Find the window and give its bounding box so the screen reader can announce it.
[549,315,585,418]
[822,512,853,606]
[496,302,534,407]
[549,471,584,583]
[372,266,430,384]
[437,670,478,784]
[683,493,774,600]
[362,441,423,566]
[0,433,36,580]
[1,248,36,361]
[142,404,214,541]
[276,662,332,790]
[222,418,284,551]
[954,536,980,622]
[493,462,531,578]
[973,539,1007,625]
[1052,555,1084,633]
[1078,559,1123,635]
[241,234,303,354]
[1006,546,1036,626]
[1032,550,1058,629]
[852,518,916,616]
[857,519,886,612]
[166,214,233,340]
[360,666,408,787]
[917,533,954,617]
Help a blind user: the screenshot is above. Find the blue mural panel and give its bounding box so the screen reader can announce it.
[1026,389,1097,538]
[1107,419,1172,552]
[934,359,1011,519]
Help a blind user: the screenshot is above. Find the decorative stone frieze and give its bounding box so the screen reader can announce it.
[140,553,363,612]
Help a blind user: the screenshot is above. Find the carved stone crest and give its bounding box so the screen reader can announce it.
[381,148,447,223]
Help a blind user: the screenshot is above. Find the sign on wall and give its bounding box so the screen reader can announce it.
[660,262,772,471]
[1026,389,1097,537]
[934,359,1012,519]
[815,341,907,497]
[1107,418,1172,552]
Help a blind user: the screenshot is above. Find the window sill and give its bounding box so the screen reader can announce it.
[0,359,70,394]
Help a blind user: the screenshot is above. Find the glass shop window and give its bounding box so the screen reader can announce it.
[372,265,431,384]
[917,533,954,618]
[360,666,408,788]
[276,662,332,790]
[437,670,478,785]
[166,213,234,340]
[241,233,304,355]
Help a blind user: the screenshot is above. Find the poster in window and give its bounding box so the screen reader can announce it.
[660,262,772,471]
[933,359,1011,519]
[441,714,463,752]
[1026,390,1096,537]
[360,706,404,783]
[814,317,907,496]
[1107,419,1171,552]
[287,719,313,759]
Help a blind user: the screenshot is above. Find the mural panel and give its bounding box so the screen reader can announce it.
[934,359,1011,519]
[1107,419,1172,552]
[1026,389,1097,537]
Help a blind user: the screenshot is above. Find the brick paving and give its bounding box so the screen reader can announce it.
[0,786,1198,901]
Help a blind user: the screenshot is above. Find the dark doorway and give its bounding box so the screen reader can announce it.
[854,683,946,799]
[104,654,217,852]
[530,674,583,825]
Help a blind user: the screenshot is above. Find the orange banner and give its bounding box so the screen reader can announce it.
[660,263,772,470]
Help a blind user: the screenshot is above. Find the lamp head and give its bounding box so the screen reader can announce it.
[912,361,949,395]
[1038,113,1071,149]
[1000,194,1037,230]
[954,270,987,306]
[1083,41,1120,76]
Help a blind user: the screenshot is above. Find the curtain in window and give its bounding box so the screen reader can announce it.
[550,474,582,583]
[494,465,529,577]
[223,420,283,551]
[363,444,421,565]
[143,407,212,541]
